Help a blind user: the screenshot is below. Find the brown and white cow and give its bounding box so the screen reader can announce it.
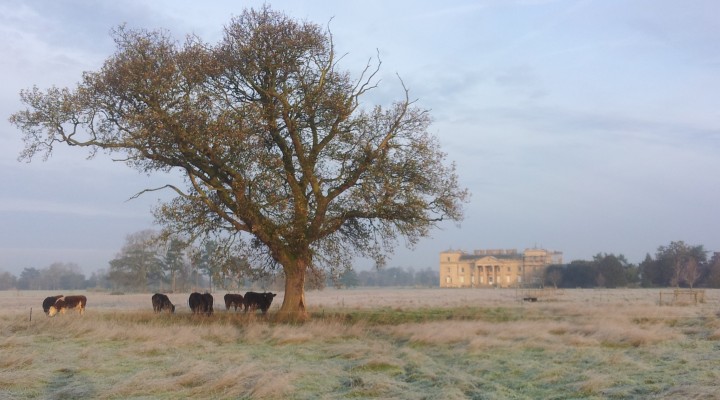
[42,295,63,315]
[48,295,87,317]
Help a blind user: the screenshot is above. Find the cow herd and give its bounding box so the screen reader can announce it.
[42,292,276,317]
[184,291,277,315]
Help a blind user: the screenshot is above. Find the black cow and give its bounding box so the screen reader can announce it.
[189,292,214,315]
[42,295,63,314]
[202,292,214,315]
[224,293,244,311]
[152,293,175,313]
[243,292,276,314]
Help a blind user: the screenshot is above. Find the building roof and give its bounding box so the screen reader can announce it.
[459,253,522,261]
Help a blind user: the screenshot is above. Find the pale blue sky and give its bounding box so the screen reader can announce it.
[1,0,719,275]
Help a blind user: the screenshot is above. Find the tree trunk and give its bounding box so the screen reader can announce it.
[276,259,309,322]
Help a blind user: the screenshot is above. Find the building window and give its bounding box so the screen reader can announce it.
[471,275,475,283]
[489,277,493,283]
[460,276,464,283]
[461,267,464,273]
[446,276,451,284]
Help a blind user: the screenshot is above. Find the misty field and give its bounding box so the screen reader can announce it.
[1,289,719,399]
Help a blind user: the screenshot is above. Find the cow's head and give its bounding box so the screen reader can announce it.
[47,298,65,317]
[262,292,277,310]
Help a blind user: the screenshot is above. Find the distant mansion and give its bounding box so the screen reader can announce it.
[440,248,563,288]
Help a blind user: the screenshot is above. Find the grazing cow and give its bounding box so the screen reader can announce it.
[152,293,175,313]
[224,293,244,311]
[42,295,63,314]
[48,295,87,317]
[189,292,214,315]
[243,292,277,314]
[202,292,214,315]
[188,292,203,314]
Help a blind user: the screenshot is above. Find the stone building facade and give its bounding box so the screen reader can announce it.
[439,248,563,288]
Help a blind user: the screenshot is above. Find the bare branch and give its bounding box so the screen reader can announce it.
[127,184,185,201]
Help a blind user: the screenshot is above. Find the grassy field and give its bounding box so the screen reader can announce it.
[1,288,719,399]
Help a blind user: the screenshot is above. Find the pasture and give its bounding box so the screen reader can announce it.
[1,288,719,399]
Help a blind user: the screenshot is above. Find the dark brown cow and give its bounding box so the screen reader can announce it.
[202,292,214,315]
[152,293,175,313]
[189,292,203,314]
[42,295,63,314]
[48,295,87,317]
[189,292,214,315]
[243,292,276,314]
[224,293,244,311]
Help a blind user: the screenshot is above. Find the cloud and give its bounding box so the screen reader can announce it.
[0,3,107,86]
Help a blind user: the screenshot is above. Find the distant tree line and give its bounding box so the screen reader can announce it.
[544,254,639,289]
[544,241,720,289]
[0,263,437,292]
[3,239,720,291]
[102,230,254,293]
[334,266,438,288]
[0,229,441,292]
[0,262,106,291]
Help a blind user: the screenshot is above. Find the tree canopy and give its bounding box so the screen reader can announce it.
[10,6,468,320]
[639,241,707,288]
[543,253,637,288]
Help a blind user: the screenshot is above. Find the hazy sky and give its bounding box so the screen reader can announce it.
[2,0,719,275]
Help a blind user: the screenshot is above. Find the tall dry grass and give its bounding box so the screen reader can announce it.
[0,288,718,399]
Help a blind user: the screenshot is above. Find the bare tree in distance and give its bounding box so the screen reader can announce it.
[10,6,469,321]
[107,230,163,291]
[656,241,706,288]
[681,258,701,289]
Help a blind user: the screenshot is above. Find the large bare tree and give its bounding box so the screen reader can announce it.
[10,7,468,321]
